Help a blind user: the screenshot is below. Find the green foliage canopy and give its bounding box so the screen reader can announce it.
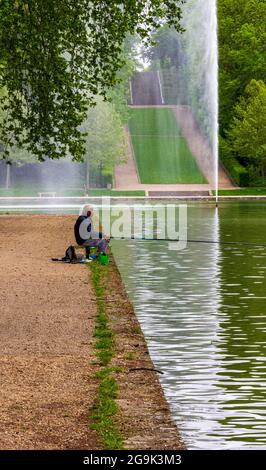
[218,0,266,133]
[228,80,266,178]
[83,98,127,179]
[142,25,184,69]
[0,0,184,162]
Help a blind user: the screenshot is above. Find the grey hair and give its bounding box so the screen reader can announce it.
[81,204,93,216]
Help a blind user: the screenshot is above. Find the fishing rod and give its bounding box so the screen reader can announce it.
[110,236,266,248]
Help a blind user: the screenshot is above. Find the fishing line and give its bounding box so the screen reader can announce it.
[110,236,266,248]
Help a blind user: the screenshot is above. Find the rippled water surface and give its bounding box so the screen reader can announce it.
[112,202,266,449]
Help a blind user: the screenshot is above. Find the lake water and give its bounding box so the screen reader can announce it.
[1,199,265,449]
[112,202,266,449]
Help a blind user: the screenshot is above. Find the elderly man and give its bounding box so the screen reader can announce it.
[74,204,109,256]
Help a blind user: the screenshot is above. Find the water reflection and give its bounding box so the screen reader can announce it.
[112,202,266,449]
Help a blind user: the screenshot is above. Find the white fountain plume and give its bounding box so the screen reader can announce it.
[181,0,219,199]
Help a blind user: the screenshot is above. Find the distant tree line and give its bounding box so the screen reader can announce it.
[218,0,266,186]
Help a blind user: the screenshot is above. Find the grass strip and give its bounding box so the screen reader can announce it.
[90,261,124,450]
[0,187,145,197]
[218,188,266,196]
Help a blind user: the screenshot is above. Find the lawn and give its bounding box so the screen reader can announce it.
[0,186,145,197]
[129,108,207,184]
[218,188,266,196]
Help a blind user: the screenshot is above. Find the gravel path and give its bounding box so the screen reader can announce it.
[0,215,99,449]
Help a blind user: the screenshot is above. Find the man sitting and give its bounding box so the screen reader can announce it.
[74,204,109,257]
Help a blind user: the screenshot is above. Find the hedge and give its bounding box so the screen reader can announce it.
[219,137,250,187]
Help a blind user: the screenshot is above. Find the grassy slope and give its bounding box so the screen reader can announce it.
[129,108,207,184]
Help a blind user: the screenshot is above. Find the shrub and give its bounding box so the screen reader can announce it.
[219,136,249,186]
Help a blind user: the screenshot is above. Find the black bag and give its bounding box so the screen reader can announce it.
[64,245,78,263]
[52,245,78,263]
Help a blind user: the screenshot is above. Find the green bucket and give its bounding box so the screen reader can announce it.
[98,252,109,266]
